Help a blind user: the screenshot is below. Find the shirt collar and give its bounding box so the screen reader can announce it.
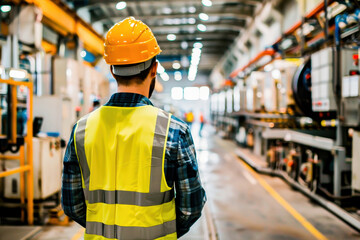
[105,92,153,107]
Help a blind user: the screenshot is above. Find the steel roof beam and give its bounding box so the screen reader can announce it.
[150,24,243,34]
[77,0,262,10]
[91,12,253,24]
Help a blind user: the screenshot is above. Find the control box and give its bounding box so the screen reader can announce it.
[311,47,357,112]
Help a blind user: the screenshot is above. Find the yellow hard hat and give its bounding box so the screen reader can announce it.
[104,17,161,65]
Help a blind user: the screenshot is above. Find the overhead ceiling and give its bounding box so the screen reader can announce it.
[63,0,264,73]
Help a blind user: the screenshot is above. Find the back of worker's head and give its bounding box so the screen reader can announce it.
[104,17,161,87]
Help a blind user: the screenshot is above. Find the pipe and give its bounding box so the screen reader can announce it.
[235,151,360,233]
[325,0,329,40]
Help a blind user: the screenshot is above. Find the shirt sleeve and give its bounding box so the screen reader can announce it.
[61,124,86,227]
[175,125,206,238]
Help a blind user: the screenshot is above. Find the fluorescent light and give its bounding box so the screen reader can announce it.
[184,87,200,100]
[162,7,172,14]
[202,0,213,7]
[172,62,181,69]
[188,65,198,81]
[9,69,27,79]
[174,71,182,81]
[272,69,281,79]
[199,13,209,21]
[192,48,201,56]
[264,64,273,72]
[193,42,203,48]
[188,18,196,24]
[196,37,202,40]
[157,62,165,74]
[1,5,11,13]
[181,41,188,50]
[171,87,183,100]
[116,1,127,10]
[167,34,176,41]
[197,24,207,32]
[191,58,200,66]
[160,72,169,81]
[80,50,86,58]
[188,6,196,13]
[200,86,210,100]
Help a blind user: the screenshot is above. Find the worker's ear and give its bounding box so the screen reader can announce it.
[150,61,158,78]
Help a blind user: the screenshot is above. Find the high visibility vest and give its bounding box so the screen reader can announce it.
[74,105,177,240]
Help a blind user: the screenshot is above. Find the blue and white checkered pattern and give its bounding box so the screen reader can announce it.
[61,93,206,237]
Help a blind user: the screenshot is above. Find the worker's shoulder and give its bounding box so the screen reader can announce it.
[169,114,190,135]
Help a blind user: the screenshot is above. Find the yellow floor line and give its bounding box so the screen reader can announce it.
[71,227,85,240]
[233,153,328,240]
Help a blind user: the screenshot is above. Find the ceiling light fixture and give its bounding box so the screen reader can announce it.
[199,13,209,21]
[167,34,176,41]
[188,6,196,13]
[80,50,87,58]
[162,7,172,14]
[9,69,27,79]
[193,42,203,48]
[0,5,11,13]
[160,72,170,81]
[157,62,165,74]
[197,24,207,32]
[116,1,127,10]
[202,0,213,7]
[188,18,196,24]
[181,41,188,50]
[174,71,182,81]
[172,62,181,69]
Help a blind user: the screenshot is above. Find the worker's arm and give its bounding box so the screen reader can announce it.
[61,125,87,228]
[175,126,206,238]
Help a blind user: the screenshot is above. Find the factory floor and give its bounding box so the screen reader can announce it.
[1,124,360,240]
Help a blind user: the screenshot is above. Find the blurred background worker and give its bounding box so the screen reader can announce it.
[61,17,206,240]
[185,110,194,129]
[199,111,205,137]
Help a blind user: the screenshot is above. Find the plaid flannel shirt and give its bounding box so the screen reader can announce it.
[61,92,206,238]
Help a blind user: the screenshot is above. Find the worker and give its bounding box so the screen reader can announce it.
[185,110,194,129]
[199,111,205,137]
[61,17,206,240]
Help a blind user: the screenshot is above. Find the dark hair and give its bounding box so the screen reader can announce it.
[112,57,157,86]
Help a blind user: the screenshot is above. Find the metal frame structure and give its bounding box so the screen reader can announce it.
[0,78,34,225]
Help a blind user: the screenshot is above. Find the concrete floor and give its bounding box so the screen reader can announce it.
[194,125,360,240]
[2,124,360,239]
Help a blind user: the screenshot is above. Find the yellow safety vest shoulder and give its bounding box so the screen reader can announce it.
[74,105,177,240]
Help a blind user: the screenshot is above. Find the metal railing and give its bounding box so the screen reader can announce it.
[0,78,34,225]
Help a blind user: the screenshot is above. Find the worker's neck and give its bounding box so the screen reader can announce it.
[117,84,149,98]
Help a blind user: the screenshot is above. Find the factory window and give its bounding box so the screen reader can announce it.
[184,87,200,100]
[200,86,210,100]
[171,87,183,100]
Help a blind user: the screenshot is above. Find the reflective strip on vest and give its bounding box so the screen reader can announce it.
[75,116,90,190]
[150,109,169,193]
[86,219,176,239]
[83,188,174,206]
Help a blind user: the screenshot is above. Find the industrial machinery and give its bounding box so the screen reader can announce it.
[0,4,111,225]
[211,2,360,229]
